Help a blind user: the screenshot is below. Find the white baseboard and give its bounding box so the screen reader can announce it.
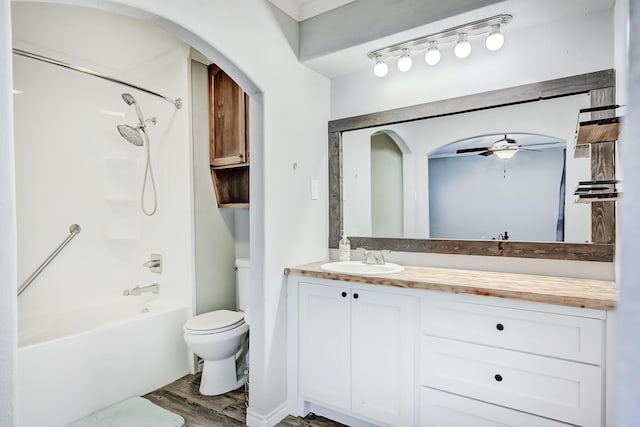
[246,401,289,427]
[307,402,379,427]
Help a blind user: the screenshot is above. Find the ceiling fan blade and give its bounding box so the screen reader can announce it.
[456,147,490,154]
[479,150,493,156]
[517,142,564,149]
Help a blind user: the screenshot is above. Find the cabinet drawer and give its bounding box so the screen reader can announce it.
[421,387,572,427]
[421,299,603,364]
[421,336,602,427]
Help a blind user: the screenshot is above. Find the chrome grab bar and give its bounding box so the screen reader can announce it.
[17,224,81,297]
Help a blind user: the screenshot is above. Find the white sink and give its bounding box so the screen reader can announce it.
[320,261,404,276]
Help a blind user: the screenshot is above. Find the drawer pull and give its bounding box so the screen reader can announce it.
[353,293,359,299]
[494,374,503,382]
[341,291,347,298]
[496,323,504,331]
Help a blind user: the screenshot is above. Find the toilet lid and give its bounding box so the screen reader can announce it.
[184,310,245,334]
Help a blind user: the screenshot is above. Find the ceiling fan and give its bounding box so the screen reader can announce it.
[455,134,543,159]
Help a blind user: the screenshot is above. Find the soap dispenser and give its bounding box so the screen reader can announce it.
[339,233,351,261]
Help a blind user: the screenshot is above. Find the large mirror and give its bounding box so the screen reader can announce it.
[329,70,616,261]
[342,95,590,242]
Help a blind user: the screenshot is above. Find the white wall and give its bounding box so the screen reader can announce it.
[12,4,194,317]
[429,148,566,241]
[343,95,591,243]
[191,59,238,315]
[332,5,615,280]
[614,0,629,105]
[370,133,403,237]
[0,0,17,424]
[331,9,613,119]
[615,0,640,422]
[9,0,330,423]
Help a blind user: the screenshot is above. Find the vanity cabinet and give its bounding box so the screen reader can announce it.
[286,265,614,427]
[297,281,418,427]
[420,294,606,427]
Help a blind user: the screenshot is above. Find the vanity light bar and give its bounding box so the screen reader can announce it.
[367,14,512,76]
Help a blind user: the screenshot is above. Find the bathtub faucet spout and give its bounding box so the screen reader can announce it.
[123,283,159,296]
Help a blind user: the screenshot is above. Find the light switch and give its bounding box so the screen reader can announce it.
[311,179,319,200]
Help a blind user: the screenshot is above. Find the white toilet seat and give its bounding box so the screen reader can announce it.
[184,310,245,335]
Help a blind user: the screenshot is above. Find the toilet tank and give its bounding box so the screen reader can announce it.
[235,258,250,312]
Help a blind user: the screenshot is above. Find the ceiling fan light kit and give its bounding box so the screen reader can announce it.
[454,134,562,158]
[367,14,512,78]
[493,148,518,159]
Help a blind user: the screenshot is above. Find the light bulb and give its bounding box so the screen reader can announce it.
[424,43,441,66]
[494,148,517,160]
[373,56,388,78]
[454,33,471,59]
[485,25,504,51]
[397,49,413,72]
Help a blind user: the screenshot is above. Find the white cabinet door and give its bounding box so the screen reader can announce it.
[351,289,417,427]
[299,282,351,411]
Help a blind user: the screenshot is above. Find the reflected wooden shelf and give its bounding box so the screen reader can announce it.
[575,104,623,148]
[574,180,620,204]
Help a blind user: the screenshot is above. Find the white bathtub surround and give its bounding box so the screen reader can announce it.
[17,300,189,427]
[12,3,194,315]
[12,7,196,426]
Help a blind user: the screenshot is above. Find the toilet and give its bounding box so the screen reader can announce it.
[184,258,250,396]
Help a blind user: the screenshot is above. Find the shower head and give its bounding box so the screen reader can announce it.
[121,93,146,125]
[121,93,136,106]
[117,124,144,146]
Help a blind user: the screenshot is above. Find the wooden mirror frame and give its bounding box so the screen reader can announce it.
[329,69,616,262]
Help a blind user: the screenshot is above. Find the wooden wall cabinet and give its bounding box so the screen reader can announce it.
[208,64,249,208]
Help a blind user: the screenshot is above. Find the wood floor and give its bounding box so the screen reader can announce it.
[144,373,345,427]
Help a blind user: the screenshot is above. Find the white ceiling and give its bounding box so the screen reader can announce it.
[301,0,616,78]
[269,0,356,21]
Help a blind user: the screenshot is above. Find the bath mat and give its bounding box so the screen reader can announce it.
[67,397,184,427]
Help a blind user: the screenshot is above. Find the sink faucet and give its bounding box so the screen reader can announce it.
[123,283,159,296]
[497,231,509,241]
[358,248,388,265]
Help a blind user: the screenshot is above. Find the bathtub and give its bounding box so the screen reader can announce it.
[17,299,191,427]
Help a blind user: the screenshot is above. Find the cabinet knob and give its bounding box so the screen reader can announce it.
[496,323,504,331]
[494,374,503,382]
[353,293,359,299]
[341,291,347,298]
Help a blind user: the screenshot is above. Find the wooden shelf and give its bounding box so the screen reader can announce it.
[574,180,620,204]
[211,165,249,208]
[576,117,621,144]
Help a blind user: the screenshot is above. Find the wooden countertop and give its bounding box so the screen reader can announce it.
[285,261,617,311]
